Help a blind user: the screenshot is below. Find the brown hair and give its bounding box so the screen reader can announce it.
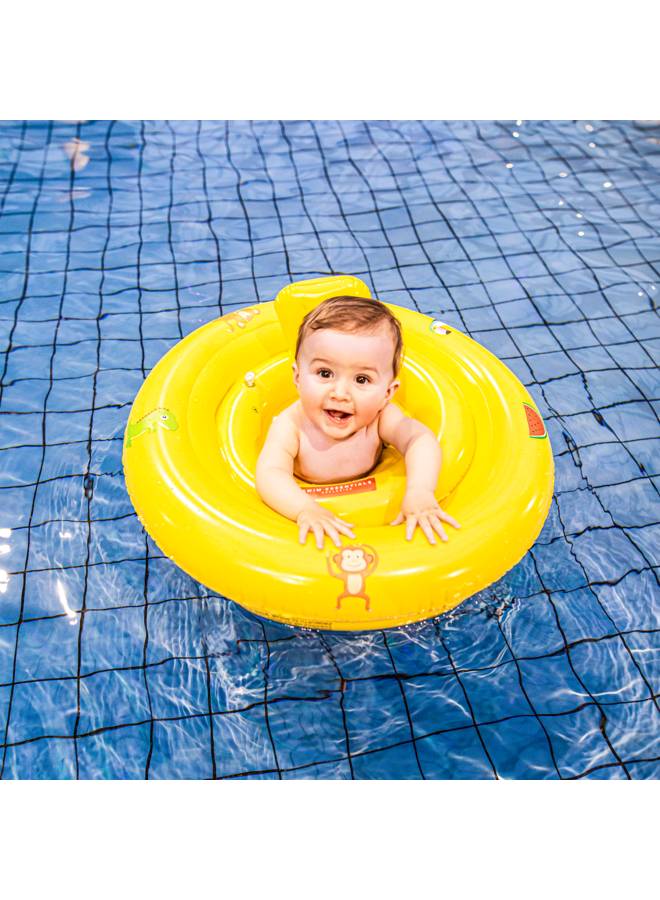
[295,295,403,376]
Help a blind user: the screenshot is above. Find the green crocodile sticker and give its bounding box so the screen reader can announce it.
[125,408,179,447]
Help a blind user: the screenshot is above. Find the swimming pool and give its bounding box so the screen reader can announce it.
[1,119,659,779]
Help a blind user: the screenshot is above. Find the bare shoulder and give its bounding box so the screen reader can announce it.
[378,401,406,440]
[379,401,405,427]
[378,403,406,432]
[261,400,300,459]
[279,399,303,426]
[272,400,302,436]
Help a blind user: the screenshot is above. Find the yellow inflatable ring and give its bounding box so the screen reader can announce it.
[123,276,554,631]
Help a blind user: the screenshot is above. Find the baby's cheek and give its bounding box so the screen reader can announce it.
[363,395,384,416]
[299,382,319,404]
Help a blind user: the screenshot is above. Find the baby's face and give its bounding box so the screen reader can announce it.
[293,327,400,439]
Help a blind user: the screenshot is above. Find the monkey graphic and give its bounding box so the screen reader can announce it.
[327,545,379,612]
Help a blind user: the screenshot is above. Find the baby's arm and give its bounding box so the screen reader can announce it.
[255,411,356,550]
[379,403,460,545]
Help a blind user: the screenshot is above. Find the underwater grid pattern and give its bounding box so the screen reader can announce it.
[1,119,660,779]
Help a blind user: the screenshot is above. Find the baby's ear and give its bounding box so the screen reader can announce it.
[292,362,300,388]
[385,378,401,400]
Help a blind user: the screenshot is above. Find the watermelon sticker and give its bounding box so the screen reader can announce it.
[523,403,547,439]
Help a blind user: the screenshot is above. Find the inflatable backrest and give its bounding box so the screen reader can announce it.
[274,275,371,357]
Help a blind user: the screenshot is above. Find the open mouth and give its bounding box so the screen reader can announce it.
[324,409,353,425]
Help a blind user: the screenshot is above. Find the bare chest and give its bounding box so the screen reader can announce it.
[295,424,382,484]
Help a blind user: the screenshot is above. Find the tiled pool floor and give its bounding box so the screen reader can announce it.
[1,119,660,778]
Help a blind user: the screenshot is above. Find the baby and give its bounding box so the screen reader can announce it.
[255,295,460,550]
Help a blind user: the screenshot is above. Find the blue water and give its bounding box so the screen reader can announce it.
[1,119,660,779]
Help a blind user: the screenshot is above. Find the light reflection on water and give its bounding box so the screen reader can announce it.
[1,119,660,779]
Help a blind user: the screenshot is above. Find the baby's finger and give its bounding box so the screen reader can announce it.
[313,523,325,551]
[325,524,343,549]
[439,510,461,530]
[390,511,405,527]
[298,522,310,545]
[405,515,418,541]
[430,516,449,542]
[419,517,437,546]
[335,521,356,540]
[334,517,355,529]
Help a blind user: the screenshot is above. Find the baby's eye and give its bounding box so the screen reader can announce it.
[355,375,370,385]
[318,368,332,379]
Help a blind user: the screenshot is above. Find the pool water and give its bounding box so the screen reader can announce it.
[1,119,660,779]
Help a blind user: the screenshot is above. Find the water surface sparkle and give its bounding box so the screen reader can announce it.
[1,119,660,779]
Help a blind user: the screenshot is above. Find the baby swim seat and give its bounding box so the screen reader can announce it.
[123,276,554,631]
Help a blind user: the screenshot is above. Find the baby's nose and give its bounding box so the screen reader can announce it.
[330,379,351,399]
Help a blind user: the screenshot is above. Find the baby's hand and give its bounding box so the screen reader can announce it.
[297,504,356,550]
[391,489,461,545]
